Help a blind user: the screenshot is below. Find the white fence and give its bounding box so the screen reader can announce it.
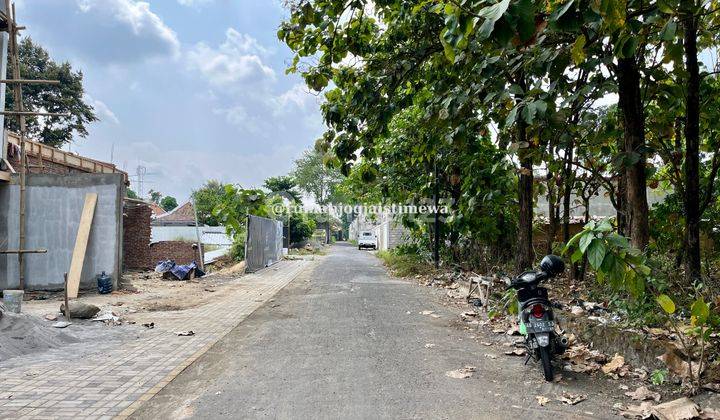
[150,225,232,246]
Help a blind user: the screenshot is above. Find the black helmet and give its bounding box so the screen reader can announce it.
[540,255,565,276]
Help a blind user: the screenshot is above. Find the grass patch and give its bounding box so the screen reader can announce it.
[376,250,433,277]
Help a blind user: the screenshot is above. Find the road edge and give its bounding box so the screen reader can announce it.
[114,259,317,419]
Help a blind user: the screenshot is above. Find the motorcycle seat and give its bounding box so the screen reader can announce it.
[509,271,548,289]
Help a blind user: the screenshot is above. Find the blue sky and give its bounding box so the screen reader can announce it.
[16,0,324,200]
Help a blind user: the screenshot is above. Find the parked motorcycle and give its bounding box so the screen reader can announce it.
[508,255,568,381]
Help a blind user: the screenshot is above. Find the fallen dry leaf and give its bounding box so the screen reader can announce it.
[650,397,699,420]
[480,341,493,346]
[504,349,527,356]
[445,366,477,379]
[620,401,654,419]
[602,354,625,375]
[556,392,587,405]
[536,395,550,406]
[658,350,703,380]
[700,408,720,419]
[625,386,661,403]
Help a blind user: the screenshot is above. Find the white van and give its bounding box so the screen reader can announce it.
[358,231,377,250]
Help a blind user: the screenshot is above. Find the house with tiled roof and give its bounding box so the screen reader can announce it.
[148,202,166,218]
[151,201,197,226]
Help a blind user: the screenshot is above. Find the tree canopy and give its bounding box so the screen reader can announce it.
[264,175,303,202]
[192,180,226,226]
[160,196,178,212]
[5,37,97,147]
[293,148,344,205]
[280,0,720,284]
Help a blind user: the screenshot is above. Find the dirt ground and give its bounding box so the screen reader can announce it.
[1,262,250,364]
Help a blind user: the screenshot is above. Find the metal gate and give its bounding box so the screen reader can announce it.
[244,214,283,273]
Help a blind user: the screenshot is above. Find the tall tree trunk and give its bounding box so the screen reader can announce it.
[561,141,574,243]
[547,175,557,255]
[683,10,701,283]
[617,57,650,250]
[516,120,534,271]
[616,136,628,237]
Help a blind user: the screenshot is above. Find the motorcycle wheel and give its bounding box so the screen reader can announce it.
[538,346,554,381]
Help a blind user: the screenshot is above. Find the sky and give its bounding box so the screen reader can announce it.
[16,0,325,201]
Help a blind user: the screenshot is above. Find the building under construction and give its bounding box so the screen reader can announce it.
[0,2,128,292]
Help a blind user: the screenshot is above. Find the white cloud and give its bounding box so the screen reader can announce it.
[19,0,180,63]
[272,83,318,113]
[186,29,274,88]
[77,0,180,58]
[177,0,213,7]
[83,94,120,124]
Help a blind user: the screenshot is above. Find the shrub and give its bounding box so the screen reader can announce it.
[376,249,432,277]
[289,212,316,243]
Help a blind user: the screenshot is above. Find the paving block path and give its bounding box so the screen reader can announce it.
[0,260,310,420]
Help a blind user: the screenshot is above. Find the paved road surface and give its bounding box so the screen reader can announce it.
[133,243,625,419]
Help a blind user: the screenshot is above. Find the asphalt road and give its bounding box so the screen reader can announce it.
[132,243,625,419]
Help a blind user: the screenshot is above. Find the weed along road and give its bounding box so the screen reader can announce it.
[132,243,625,419]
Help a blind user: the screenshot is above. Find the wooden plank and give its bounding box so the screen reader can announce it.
[66,193,98,298]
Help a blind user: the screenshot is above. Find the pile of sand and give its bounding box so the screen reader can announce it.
[0,303,78,362]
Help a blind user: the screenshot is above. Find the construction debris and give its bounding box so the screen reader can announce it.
[60,302,100,319]
[155,259,205,281]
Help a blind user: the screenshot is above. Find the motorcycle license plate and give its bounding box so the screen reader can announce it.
[527,320,554,333]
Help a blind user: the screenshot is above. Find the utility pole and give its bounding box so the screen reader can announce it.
[7,1,28,289]
[1,1,62,290]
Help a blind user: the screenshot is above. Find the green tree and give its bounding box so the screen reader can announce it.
[293,149,344,205]
[160,196,178,212]
[264,175,302,202]
[148,189,162,205]
[5,37,98,147]
[126,188,138,199]
[191,180,225,226]
[289,212,316,243]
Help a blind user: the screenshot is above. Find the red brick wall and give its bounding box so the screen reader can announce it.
[123,203,152,270]
[8,154,89,176]
[149,241,204,267]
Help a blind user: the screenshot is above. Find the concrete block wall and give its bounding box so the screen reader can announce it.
[123,203,152,270]
[0,173,123,291]
[149,241,203,267]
